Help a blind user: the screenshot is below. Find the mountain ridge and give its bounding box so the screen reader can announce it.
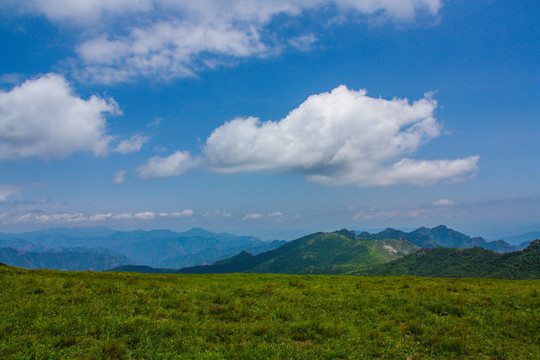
[0,227,284,270]
[356,225,527,253]
[355,239,540,279]
[0,247,134,271]
[162,231,420,275]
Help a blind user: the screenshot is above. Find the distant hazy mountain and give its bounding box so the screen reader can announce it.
[107,265,174,274]
[172,230,419,275]
[355,239,540,279]
[0,227,285,270]
[502,231,540,245]
[98,228,285,268]
[0,247,133,271]
[357,225,525,253]
[0,227,118,256]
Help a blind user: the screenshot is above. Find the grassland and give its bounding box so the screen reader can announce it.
[0,266,539,359]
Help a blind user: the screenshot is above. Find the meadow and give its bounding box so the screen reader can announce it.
[0,265,538,359]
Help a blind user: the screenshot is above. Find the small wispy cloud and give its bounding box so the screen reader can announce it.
[137,151,197,179]
[432,199,454,206]
[203,210,232,218]
[171,209,194,217]
[4,209,199,225]
[112,170,127,184]
[0,184,22,202]
[242,213,264,221]
[242,212,283,221]
[89,213,112,221]
[354,208,427,221]
[115,134,148,154]
[134,211,155,220]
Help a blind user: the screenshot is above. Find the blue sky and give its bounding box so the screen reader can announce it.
[0,0,538,239]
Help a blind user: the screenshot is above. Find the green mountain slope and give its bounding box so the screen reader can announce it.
[356,239,540,279]
[176,231,419,275]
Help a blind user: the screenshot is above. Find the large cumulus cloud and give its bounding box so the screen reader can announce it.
[141,86,479,187]
[205,86,479,186]
[0,74,118,160]
[0,74,147,160]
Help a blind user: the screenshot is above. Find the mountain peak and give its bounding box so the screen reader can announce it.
[336,229,357,240]
[181,228,216,237]
[525,239,540,251]
[432,225,449,231]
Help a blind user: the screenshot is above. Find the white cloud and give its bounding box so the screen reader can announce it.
[19,0,154,22]
[112,170,128,184]
[241,212,284,221]
[333,0,441,21]
[148,117,163,127]
[137,151,197,179]
[33,213,87,224]
[433,198,454,206]
[0,184,21,202]
[21,1,441,24]
[114,213,133,220]
[182,209,194,216]
[6,210,205,224]
[242,213,263,221]
[204,86,479,187]
[8,1,441,83]
[12,212,120,224]
[89,213,112,221]
[0,73,119,160]
[354,208,426,220]
[202,210,232,217]
[11,213,34,224]
[76,20,271,83]
[289,34,318,51]
[134,211,155,220]
[171,209,194,217]
[0,73,26,86]
[115,134,148,154]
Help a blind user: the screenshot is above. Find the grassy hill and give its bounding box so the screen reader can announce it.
[176,231,419,275]
[0,265,538,359]
[356,239,540,279]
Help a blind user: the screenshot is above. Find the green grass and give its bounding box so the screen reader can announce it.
[1,266,539,359]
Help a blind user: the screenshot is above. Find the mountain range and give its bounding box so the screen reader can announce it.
[0,247,132,272]
[0,228,284,271]
[502,231,540,246]
[175,230,419,275]
[112,227,539,279]
[355,239,540,279]
[1,225,537,274]
[356,225,528,253]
